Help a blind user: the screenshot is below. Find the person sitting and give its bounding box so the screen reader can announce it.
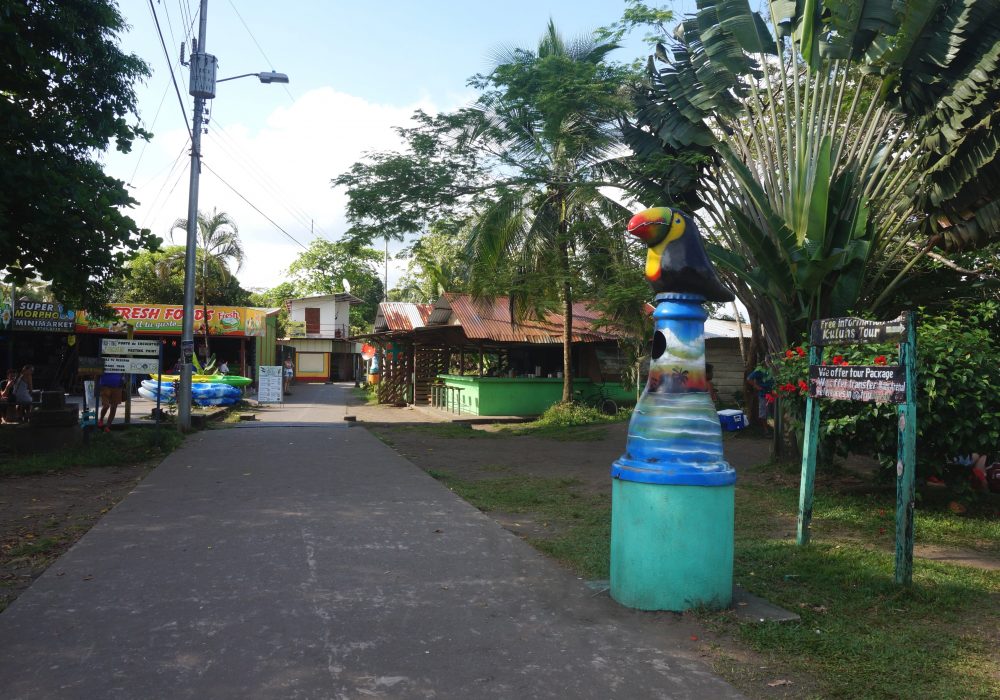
[218,359,230,375]
[12,365,34,422]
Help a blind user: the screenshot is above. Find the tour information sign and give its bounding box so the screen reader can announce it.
[810,314,907,346]
[809,364,906,404]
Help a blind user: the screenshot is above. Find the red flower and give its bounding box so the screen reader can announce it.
[765,392,776,404]
[832,355,845,365]
[874,355,887,365]
[796,347,806,357]
[785,349,795,359]
[797,379,808,393]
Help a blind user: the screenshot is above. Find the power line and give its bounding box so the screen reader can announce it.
[201,160,309,250]
[147,0,192,141]
[224,0,296,105]
[206,118,331,239]
[127,78,172,186]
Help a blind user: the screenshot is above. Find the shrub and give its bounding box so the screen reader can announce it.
[768,303,1000,481]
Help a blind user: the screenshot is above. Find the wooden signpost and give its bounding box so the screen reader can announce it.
[797,312,918,585]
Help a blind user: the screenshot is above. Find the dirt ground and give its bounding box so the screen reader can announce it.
[0,464,153,611]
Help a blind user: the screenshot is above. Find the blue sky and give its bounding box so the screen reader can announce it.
[107,1,698,290]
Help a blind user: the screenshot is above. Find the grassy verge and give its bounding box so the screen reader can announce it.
[425,461,1000,698]
[0,428,185,477]
[391,402,626,442]
[428,471,611,579]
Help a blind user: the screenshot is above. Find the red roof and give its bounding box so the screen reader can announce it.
[426,293,622,344]
[375,302,433,332]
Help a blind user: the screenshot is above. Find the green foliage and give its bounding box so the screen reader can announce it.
[769,303,1000,482]
[0,0,157,310]
[114,246,251,305]
[390,219,471,301]
[285,239,384,333]
[0,428,184,477]
[625,0,1000,354]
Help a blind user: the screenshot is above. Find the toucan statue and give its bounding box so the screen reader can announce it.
[627,207,734,302]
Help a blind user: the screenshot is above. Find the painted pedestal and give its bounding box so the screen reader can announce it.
[610,293,735,611]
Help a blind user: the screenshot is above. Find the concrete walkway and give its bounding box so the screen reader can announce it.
[0,384,741,699]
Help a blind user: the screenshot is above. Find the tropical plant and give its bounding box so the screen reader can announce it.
[114,246,251,306]
[623,0,1000,356]
[170,209,245,353]
[457,21,637,402]
[334,21,639,402]
[768,302,1000,484]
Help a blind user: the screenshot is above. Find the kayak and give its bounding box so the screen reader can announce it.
[140,380,242,406]
[153,374,252,387]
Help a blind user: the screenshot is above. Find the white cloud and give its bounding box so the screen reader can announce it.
[112,87,442,291]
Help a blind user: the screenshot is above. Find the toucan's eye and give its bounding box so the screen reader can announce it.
[674,217,681,224]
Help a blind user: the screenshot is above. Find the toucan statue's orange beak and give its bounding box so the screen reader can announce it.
[627,212,667,241]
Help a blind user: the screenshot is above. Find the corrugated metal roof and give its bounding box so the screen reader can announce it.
[374,302,433,332]
[429,293,622,344]
[704,319,752,339]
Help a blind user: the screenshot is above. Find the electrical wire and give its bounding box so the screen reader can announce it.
[147,0,192,140]
[224,0,296,105]
[127,78,172,186]
[205,119,330,239]
[202,160,309,250]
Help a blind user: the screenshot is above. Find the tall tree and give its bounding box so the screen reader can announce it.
[334,21,637,402]
[170,209,246,353]
[0,0,156,310]
[114,246,251,306]
[622,0,1000,354]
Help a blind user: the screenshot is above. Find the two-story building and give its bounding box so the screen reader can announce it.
[282,293,363,382]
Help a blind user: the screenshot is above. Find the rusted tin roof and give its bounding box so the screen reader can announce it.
[374,302,433,332]
[426,293,622,344]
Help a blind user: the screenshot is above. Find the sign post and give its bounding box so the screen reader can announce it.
[258,365,284,405]
[101,338,161,428]
[798,312,917,584]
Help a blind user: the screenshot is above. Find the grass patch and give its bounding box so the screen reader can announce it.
[6,536,65,559]
[425,457,1000,698]
[427,470,611,579]
[352,385,378,405]
[720,540,999,698]
[0,428,184,477]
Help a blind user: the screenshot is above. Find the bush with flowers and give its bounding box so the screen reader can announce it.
[765,302,1000,485]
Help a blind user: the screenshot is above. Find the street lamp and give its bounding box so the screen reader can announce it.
[177,0,288,431]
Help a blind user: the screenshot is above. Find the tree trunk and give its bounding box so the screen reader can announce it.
[559,238,573,403]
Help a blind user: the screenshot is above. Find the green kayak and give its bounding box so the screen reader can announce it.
[154,374,252,387]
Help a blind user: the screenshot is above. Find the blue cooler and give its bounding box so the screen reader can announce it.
[717,409,748,431]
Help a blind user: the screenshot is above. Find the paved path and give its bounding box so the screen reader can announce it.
[0,384,741,699]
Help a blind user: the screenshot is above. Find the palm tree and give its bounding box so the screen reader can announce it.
[169,208,245,355]
[625,0,1000,355]
[464,21,633,402]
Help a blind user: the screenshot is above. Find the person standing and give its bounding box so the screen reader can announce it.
[746,366,773,432]
[98,370,125,432]
[1,368,20,423]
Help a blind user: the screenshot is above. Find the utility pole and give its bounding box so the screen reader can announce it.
[178,0,213,430]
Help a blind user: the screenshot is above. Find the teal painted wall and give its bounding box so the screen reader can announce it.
[439,375,632,416]
[610,479,734,611]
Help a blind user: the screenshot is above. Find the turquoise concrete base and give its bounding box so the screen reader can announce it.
[610,478,734,611]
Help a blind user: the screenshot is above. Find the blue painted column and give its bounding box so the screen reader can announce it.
[610,293,735,611]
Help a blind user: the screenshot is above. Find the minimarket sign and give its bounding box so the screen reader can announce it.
[75,304,268,337]
[13,300,76,333]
